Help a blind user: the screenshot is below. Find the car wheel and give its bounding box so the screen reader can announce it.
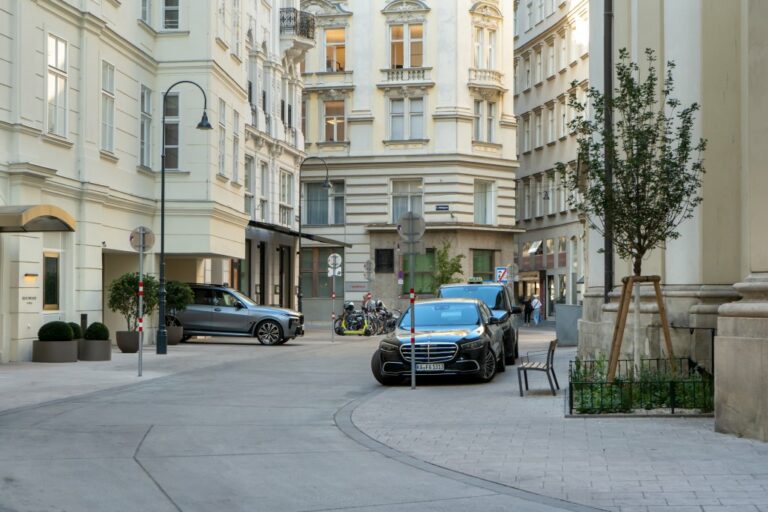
[371,351,401,386]
[497,344,506,373]
[478,348,497,383]
[255,320,283,345]
[505,331,517,366]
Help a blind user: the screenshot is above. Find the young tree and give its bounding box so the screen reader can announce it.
[559,48,706,277]
[432,240,465,293]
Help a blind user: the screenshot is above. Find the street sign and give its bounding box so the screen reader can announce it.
[435,204,450,211]
[397,212,425,241]
[327,253,342,269]
[496,266,508,283]
[327,267,342,277]
[129,227,155,252]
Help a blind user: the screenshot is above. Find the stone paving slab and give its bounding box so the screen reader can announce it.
[353,327,768,512]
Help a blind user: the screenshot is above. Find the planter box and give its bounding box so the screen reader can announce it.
[167,325,183,345]
[78,339,112,361]
[32,340,78,363]
[116,331,139,353]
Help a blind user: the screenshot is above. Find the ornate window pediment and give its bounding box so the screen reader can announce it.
[302,0,352,27]
[382,0,430,23]
[471,1,503,30]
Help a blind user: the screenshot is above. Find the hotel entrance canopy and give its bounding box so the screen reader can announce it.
[0,205,76,232]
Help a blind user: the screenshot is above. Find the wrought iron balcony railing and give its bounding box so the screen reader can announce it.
[279,8,315,40]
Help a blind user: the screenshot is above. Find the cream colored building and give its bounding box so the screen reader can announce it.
[582,0,768,442]
[513,0,588,320]
[0,0,315,361]
[299,0,520,322]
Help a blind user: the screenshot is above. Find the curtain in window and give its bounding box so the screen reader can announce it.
[474,181,488,224]
[306,182,328,224]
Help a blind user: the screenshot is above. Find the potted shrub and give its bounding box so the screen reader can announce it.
[107,272,159,353]
[32,321,77,363]
[78,322,112,361]
[68,322,83,340]
[165,281,194,345]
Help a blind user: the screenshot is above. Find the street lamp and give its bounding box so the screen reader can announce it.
[297,156,332,313]
[157,80,212,355]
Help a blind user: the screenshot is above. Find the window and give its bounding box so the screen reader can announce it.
[548,0,556,15]
[390,23,423,69]
[559,97,567,137]
[474,26,484,68]
[523,181,531,219]
[547,40,555,76]
[47,34,67,137]
[279,170,294,226]
[473,100,482,141]
[534,49,542,83]
[545,238,555,254]
[244,156,255,217]
[558,236,567,253]
[140,86,152,167]
[474,180,493,225]
[486,102,496,143]
[301,247,343,298]
[260,161,269,221]
[536,0,544,22]
[523,116,530,151]
[547,174,556,214]
[402,249,435,294]
[487,30,496,70]
[141,0,151,23]
[559,31,567,69]
[323,100,345,142]
[232,111,240,183]
[534,111,542,147]
[524,57,531,89]
[217,0,226,39]
[163,93,179,169]
[558,274,567,304]
[232,0,241,56]
[218,99,226,176]
[301,96,308,138]
[547,104,555,143]
[474,100,496,143]
[325,28,346,72]
[472,250,494,282]
[163,0,179,29]
[305,181,344,225]
[525,2,533,30]
[43,253,60,311]
[375,249,394,273]
[392,179,423,223]
[559,172,567,211]
[389,97,424,140]
[100,61,115,152]
[390,98,404,140]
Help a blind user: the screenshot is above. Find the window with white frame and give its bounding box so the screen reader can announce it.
[218,99,226,176]
[305,181,345,225]
[391,179,423,223]
[534,176,543,216]
[536,0,544,22]
[390,23,423,69]
[140,85,152,167]
[523,181,531,219]
[486,102,496,143]
[547,104,555,143]
[487,30,496,69]
[141,0,151,24]
[559,96,567,137]
[474,26,483,68]
[47,34,67,137]
[524,57,531,89]
[473,100,497,143]
[523,115,530,151]
[163,0,179,30]
[547,40,555,76]
[101,61,115,152]
[514,7,519,36]
[559,31,568,69]
[279,170,294,226]
[558,171,567,211]
[474,180,494,225]
[473,100,482,141]
[323,100,345,142]
[389,97,424,140]
[163,93,179,169]
[232,111,240,183]
[534,110,542,147]
[232,0,241,56]
[217,0,226,39]
[525,2,533,30]
[534,49,542,83]
[548,0,556,16]
[547,173,556,214]
[325,28,345,72]
[244,156,255,218]
[259,161,269,221]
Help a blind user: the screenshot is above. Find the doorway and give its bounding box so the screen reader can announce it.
[258,242,267,305]
[278,245,292,308]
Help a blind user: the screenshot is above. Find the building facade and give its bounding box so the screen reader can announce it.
[581,0,768,442]
[513,0,588,319]
[299,0,520,323]
[0,0,314,361]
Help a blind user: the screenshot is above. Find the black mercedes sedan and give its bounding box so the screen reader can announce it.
[370,299,506,385]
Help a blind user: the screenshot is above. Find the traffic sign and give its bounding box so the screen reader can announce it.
[327,267,342,277]
[496,266,508,283]
[327,253,342,268]
[130,227,155,252]
[397,212,425,242]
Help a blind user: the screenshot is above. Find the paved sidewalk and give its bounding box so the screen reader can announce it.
[353,327,768,512]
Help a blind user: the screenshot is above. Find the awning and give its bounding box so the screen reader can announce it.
[0,205,76,232]
[528,240,542,255]
[247,220,352,248]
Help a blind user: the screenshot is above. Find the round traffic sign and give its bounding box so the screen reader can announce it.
[130,226,155,252]
[397,212,425,241]
[327,253,343,268]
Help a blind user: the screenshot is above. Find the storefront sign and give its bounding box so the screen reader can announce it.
[345,281,369,292]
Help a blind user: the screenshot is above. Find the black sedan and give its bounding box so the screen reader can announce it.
[371,299,506,385]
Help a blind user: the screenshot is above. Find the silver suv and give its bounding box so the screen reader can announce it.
[176,284,304,345]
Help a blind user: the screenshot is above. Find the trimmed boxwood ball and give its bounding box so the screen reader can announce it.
[68,322,83,339]
[84,322,110,341]
[38,321,74,342]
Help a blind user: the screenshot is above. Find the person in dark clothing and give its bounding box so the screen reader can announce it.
[523,296,533,326]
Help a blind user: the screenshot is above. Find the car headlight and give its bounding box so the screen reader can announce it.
[380,341,399,352]
[461,340,486,351]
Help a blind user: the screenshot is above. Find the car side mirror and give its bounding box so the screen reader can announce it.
[510,306,522,315]
[488,316,500,325]
[235,302,245,310]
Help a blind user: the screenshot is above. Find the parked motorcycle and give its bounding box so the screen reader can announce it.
[334,302,372,336]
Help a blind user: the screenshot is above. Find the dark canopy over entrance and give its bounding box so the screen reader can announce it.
[0,205,76,232]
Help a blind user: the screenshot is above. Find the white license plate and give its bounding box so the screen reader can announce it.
[416,363,444,371]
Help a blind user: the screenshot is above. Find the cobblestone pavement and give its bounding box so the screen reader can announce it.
[353,327,768,512]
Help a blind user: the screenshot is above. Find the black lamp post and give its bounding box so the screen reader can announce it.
[157,80,212,354]
[297,156,332,313]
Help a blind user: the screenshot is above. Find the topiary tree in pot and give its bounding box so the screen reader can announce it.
[164,281,194,345]
[78,322,112,361]
[68,322,83,340]
[107,272,159,353]
[33,321,77,363]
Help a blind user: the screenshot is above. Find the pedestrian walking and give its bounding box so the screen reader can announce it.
[523,296,533,326]
[531,295,542,326]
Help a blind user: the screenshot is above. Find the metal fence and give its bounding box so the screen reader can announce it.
[279,8,316,40]
[568,357,714,415]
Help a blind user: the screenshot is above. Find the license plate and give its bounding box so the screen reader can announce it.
[416,363,444,371]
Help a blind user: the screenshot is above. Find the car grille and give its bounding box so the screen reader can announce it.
[400,343,458,363]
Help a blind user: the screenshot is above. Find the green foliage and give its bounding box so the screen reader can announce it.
[165,281,194,317]
[68,322,83,340]
[558,48,706,276]
[84,322,110,341]
[38,321,74,342]
[107,272,159,331]
[432,241,465,293]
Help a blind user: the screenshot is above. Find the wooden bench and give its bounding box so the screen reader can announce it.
[517,339,559,396]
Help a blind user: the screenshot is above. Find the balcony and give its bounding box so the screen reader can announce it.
[468,68,507,94]
[279,8,315,56]
[377,67,435,91]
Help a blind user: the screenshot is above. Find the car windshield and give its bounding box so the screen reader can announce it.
[398,302,479,330]
[439,286,506,310]
[230,289,257,307]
